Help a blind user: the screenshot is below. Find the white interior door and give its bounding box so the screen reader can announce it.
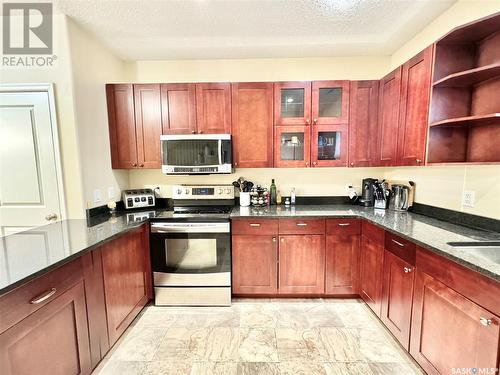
[0,86,64,234]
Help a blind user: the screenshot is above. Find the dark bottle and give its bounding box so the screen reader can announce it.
[270,179,277,205]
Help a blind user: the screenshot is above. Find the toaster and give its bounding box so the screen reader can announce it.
[122,189,155,209]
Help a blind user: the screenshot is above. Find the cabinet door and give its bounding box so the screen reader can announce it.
[0,282,92,375]
[106,84,138,169]
[359,235,384,316]
[398,46,433,166]
[376,67,402,166]
[232,235,278,295]
[161,83,196,135]
[274,126,311,168]
[195,83,231,134]
[311,80,349,125]
[380,250,415,349]
[134,84,162,168]
[311,124,348,167]
[101,227,151,345]
[348,80,379,167]
[231,83,274,168]
[410,271,500,375]
[278,235,325,294]
[325,235,360,295]
[274,82,312,126]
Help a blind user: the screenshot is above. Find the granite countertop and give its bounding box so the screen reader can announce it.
[231,205,500,282]
[1,204,499,296]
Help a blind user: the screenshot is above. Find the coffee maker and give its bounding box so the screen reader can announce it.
[359,178,378,207]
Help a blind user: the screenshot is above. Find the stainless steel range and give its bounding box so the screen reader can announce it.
[149,185,234,306]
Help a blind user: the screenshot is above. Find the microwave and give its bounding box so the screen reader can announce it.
[160,134,232,175]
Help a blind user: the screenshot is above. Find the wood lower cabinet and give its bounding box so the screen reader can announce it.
[231,82,274,168]
[232,235,278,295]
[195,83,231,134]
[348,80,379,167]
[101,226,152,345]
[278,235,325,294]
[410,270,500,374]
[325,235,360,295]
[380,250,415,349]
[359,222,385,316]
[0,280,92,375]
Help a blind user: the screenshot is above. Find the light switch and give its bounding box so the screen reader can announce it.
[93,189,102,203]
[108,187,115,200]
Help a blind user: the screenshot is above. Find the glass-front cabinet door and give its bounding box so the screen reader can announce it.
[311,124,348,167]
[274,82,311,126]
[312,81,350,125]
[274,126,311,167]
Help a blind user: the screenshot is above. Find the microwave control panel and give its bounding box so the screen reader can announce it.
[172,185,234,200]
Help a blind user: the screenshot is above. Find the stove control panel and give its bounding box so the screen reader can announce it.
[123,189,155,209]
[172,185,234,200]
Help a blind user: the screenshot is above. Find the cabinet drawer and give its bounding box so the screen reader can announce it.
[0,258,84,334]
[279,219,325,235]
[385,232,416,266]
[362,220,384,244]
[232,219,279,235]
[326,219,361,235]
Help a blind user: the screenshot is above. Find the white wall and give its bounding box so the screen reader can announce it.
[66,19,129,209]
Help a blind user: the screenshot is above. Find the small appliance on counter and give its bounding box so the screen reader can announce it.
[123,189,155,209]
[373,181,391,209]
[386,181,415,211]
[359,178,378,207]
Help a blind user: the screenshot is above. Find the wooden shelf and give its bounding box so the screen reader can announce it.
[433,64,500,88]
[429,113,500,127]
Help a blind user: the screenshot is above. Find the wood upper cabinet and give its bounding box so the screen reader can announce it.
[101,225,152,345]
[359,221,385,316]
[348,80,379,167]
[231,83,274,168]
[134,84,162,168]
[278,235,325,294]
[397,46,433,166]
[232,234,278,295]
[195,83,231,134]
[161,83,196,135]
[380,250,415,349]
[274,81,312,126]
[274,125,311,168]
[0,259,92,375]
[311,124,348,167]
[376,67,402,166]
[106,84,137,169]
[410,270,500,375]
[311,80,350,125]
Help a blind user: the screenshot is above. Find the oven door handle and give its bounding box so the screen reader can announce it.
[151,222,230,233]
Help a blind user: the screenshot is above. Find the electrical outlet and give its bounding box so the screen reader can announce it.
[108,187,115,200]
[463,190,475,207]
[93,189,102,204]
[345,183,353,192]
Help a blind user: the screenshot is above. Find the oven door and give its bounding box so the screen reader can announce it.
[150,221,231,287]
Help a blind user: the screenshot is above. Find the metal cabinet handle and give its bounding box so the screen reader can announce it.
[480,317,492,326]
[313,118,317,124]
[30,288,57,304]
[191,130,196,134]
[403,267,412,273]
[272,237,276,242]
[416,159,422,164]
[296,223,308,226]
[392,239,405,247]
[234,162,238,167]
[313,162,317,166]
[281,238,285,242]
[139,164,144,167]
[306,118,310,125]
[350,162,354,166]
[305,162,309,166]
[249,223,261,227]
[132,163,138,167]
[45,213,58,221]
[338,223,350,226]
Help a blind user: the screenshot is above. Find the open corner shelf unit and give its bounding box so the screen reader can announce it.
[427,12,500,164]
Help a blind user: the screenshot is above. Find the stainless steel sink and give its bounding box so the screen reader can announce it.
[446,241,500,264]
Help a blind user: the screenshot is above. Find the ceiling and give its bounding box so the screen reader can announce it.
[54,0,456,61]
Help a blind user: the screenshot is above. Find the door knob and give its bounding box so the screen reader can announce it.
[313,162,317,166]
[139,164,144,167]
[272,237,276,242]
[45,213,58,221]
[305,118,310,125]
[403,267,412,273]
[416,159,422,164]
[479,317,492,326]
[313,118,317,124]
[132,163,137,167]
[350,162,354,166]
[191,130,196,134]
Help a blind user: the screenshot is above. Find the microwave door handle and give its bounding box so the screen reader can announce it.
[218,139,222,165]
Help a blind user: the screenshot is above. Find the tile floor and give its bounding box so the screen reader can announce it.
[94,298,423,375]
